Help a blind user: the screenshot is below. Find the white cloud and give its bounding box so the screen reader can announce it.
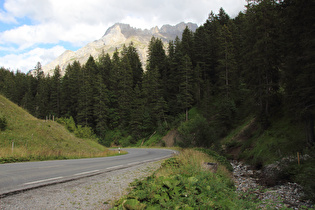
[0,0,247,73]
[0,45,66,73]
[1,0,247,46]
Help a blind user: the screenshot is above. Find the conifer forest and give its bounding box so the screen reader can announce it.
[0,0,314,149]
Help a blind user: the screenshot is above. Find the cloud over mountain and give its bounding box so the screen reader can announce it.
[0,0,246,73]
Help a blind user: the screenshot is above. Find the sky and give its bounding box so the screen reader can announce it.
[0,0,247,73]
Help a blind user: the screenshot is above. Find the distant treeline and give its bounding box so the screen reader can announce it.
[1,0,314,146]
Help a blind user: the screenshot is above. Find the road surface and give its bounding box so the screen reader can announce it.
[0,148,175,197]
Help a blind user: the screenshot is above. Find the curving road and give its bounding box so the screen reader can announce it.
[0,148,175,197]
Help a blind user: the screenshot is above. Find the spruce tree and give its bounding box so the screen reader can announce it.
[242,0,281,127]
[93,74,109,140]
[77,56,97,127]
[178,55,194,121]
[51,66,61,117]
[60,61,82,120]
[281,0,315,145]
[117,54,133,128]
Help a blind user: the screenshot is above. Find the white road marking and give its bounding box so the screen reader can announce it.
[106,165,123,170]
[74,170,100,176]
[23,177,63,185]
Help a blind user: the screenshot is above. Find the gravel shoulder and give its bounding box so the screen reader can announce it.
[0,161,162,210]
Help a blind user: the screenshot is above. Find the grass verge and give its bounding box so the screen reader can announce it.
[112,149,259,209]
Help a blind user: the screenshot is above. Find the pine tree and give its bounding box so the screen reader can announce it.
[107,50,121,129]
[217,21,237,99]
[117,54,133,127]
[142,66,163,128]
[122,43,144,88]
[93,74,109,140]
[98,51,112,88]
[178,55,194,121]
[242,0,281,127]
[130,84,145,138]
[181,27,195,65]
[60,61,82,120]
[166,40,181,115]
[51,66,61,117]
[147,37,168,98]
[281,0,315,145]
[77,56,97,127]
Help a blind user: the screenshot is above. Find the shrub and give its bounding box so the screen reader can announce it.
[74,125,95,139]
[57,117,76,132]
[0,115,7,131]
[119,135,134,147]
[178,114,217,148]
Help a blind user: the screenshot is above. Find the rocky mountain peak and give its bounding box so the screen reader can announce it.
[42,22,198,76]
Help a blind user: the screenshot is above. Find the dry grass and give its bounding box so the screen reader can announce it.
[155,149,232,179]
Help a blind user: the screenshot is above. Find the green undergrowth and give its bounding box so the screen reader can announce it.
[112,149,259,209]
[239,117,307,166]
[223,114,315,202]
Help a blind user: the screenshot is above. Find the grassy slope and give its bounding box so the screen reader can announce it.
[0,94,109,162]
[222,115,310,166]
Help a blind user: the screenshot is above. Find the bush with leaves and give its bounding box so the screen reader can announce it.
[57,117,76,132]
[178,114,217,148]
[0,115,7,131]
[74,125,95,139]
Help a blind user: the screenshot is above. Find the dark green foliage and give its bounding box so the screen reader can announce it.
[0,115,7,131]
[57,117,76,132]
[178,113,217,148]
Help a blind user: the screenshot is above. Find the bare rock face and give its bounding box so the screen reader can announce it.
[42,22,198,76]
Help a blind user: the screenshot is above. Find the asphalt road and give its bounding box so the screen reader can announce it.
[0,148,175,196]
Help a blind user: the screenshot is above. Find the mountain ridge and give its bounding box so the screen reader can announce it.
[42,22,198,75]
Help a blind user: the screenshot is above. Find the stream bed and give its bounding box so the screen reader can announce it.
[231,160,314,209]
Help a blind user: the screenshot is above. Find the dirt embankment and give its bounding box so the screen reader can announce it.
[162,130,181,147]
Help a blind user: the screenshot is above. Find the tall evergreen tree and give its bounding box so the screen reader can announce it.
[181,27,195,65]
[130,84,145,138]
[77,56,97,127]
[178,55,194,121]
[107,50,121,129]
[98,51,112,88]
[281,0,315,145]
[93,74,109,140]
[117,54,134,127]
[122,43,144,88]
[60,61,82,120]
[242,0,281,126]
[217,21,238,99]
[51,66,62,117]
[147,37,168,98]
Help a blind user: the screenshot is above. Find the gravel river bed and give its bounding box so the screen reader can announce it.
[231,160,314,209]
